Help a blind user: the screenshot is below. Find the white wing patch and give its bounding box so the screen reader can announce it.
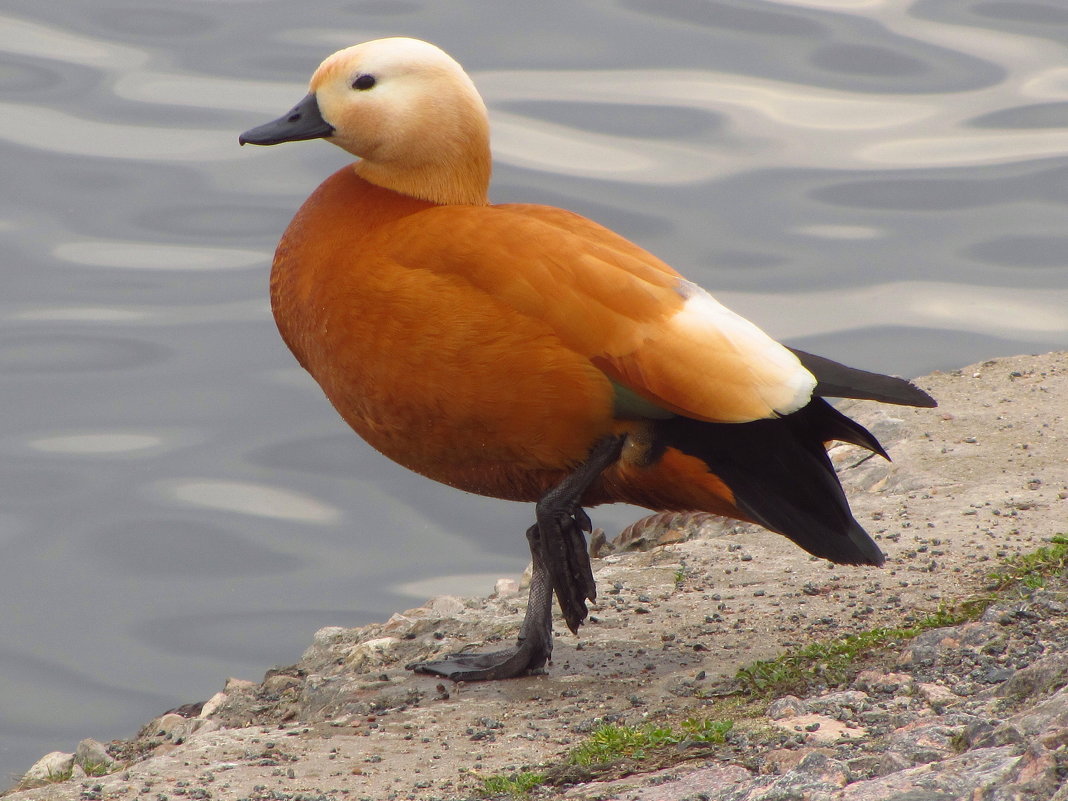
[672,281,816,416]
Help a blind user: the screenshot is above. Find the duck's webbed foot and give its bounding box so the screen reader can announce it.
[408,435,625,682]
[409,525,555,680]
[407,638,549,681]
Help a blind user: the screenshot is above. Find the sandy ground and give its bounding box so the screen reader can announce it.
[6,352,1066,801]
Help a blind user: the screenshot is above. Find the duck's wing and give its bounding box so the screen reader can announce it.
[379,203,817,424]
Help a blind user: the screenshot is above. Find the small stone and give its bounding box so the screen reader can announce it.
[491,578,520,598]
[261,674,302,695]
[763,747,835,775]
[381,613,416,632]
[897,622,999,666]
[876,750,912,776]
[198,691,228,719]
[423,595,465,615]
[588,528,609,557]
[20,751,75,787]
[346,637,400,671]
[885,720,961,766]
[793,751,851,786]
[845,754,884,778]
[309,626,348,647]
[855,670,913,694]
[917,682,961,709]
[808,690,870,718]
[767,695,808,720]
[74,739,114,772]
[223,677,258,693]
[152,713,190,740]
[997,652,1068,703]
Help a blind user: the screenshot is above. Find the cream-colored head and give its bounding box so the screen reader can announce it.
[309,37,491,206]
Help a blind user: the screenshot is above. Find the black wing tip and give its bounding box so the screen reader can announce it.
[814,522,886,567]
[818,374,938,409]
[906,382,938,408]
[847,520,886,567]
[788,348,938,408]
[734,493,887,569]
[821,533,886,568]
[878,376,937,409]
[833,549,886,568]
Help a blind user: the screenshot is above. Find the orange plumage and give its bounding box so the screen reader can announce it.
[241,37,935,680]
[269,166,752,516]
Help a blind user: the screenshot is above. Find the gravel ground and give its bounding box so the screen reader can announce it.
[6,351,1067,801]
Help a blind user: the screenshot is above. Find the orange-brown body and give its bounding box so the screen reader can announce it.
[270,167,746,519]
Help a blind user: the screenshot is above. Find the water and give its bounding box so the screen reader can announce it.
[2,0,1066,783]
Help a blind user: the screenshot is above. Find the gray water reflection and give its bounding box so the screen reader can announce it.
[1,0,1067,784]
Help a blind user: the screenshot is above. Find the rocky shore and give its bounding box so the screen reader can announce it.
[7,352,1067,801]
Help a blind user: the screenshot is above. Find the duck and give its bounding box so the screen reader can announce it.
[239,37,936,681]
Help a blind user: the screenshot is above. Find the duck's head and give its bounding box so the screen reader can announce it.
[240,37,491,206]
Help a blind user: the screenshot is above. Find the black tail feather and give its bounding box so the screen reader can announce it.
[816,400,889,460]
[789,348,937,408]
[655,398,886,566]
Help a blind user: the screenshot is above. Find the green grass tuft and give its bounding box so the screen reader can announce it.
[987,534,1068,591]
[81,759,114,778]
[480,771,546,797]
[567,718,732,766]
[736,623,918,697]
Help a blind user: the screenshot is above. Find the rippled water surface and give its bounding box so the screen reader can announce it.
[2,0,1067,782]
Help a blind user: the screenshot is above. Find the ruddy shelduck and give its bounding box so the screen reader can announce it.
[240,37,935,681]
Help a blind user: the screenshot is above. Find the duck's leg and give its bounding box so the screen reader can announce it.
[408,435,625,681]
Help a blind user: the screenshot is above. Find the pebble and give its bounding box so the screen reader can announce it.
[20,752,75,787]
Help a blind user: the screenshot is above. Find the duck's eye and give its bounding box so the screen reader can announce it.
[352,74,376,91]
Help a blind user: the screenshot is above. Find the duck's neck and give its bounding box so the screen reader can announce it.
[354,148,490,207]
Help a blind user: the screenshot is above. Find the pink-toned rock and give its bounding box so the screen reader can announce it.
[986,741,1060,800]
[916,682,961,709]
[563,763,753,800]
[896,622,1000,666]
[840,746,1020,800]
[762,747,836,775]
[770,713,866,744]
[885,719,961,766]
[855,670,914,694]
[743,751,851,799]
[1008,684,1068,740]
